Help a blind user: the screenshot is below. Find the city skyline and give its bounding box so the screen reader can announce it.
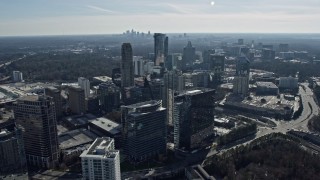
[1,0,320,36]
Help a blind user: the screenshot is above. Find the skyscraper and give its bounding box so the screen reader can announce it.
[133,56,145,76]
[80,137,121,180]
[209,54,225,85]
[68,86,86,115]
[182,41,196,71]
[233,56,250,95]
[97,82,120,113]
[14,95,59,168]
[121,43,134,88]
[78,77,90,98]
[121,100,167,163]
[162,71,185,125]
[173,89,215,150]
[154,33,168,66]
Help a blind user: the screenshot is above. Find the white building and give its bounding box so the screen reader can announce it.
[80,137,121,180]
[78,77,90,98]
[133,56,145,76]
[13,71,23,82]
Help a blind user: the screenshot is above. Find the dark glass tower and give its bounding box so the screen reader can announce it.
[121,100,167,163]
[121,43,134,88]
[14,95,59,168]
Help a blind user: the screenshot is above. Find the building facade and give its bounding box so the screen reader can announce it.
[80,137,121,180]
[121,100,167,163]
[14,95,59,168]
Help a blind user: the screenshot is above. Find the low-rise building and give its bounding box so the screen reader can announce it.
[256,82,279,95]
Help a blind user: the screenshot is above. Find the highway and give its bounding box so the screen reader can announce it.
[122,83,320,179]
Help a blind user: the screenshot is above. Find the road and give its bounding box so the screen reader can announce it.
[123,83,320,179]
[205,83,320,158]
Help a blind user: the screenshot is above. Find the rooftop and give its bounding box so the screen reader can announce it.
[64,114,96,127]
[93,76,112,83]
[177,88,215,97]
[80,137,119,159]
[89,117,121,135]
[125,100,161,109]
[59,129,97,150]
[256,82,278,89]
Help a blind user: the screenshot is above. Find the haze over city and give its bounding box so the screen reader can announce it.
[1,0,320,180]
[1,0,320,36]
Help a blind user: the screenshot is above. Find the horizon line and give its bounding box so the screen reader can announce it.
[1,32,320,38]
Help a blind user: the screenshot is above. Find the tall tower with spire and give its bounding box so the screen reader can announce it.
[182,41,196,71]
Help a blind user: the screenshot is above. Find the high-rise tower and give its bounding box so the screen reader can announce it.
[121,100,167,163]
[154,33,168,66]
[14,95,59,168]
[121,43,134,88]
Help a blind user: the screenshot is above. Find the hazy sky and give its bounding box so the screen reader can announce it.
[0,0,319,36]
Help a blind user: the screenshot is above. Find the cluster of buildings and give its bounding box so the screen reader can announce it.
[0,33,219,180]
[0,35,310,179]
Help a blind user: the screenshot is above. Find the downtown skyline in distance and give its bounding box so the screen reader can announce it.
[0,0,320,36]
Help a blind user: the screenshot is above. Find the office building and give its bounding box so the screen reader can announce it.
[12,71,23,82]
[78,77,90,99]
[238,39,244,45]
[189,71,211,88]
[202,49,215,67]
[233,76,249,95]
[233,56,250,96]
[279,77,298,90]
[121,43,134,88]
[68,86,86,115]
[262,48,276,60]
[133,56,145,76]
[163,71,185,125]
[80,137,121,180]
[256,82,279,95]
[279,44,289,52]
[0,127,27,175]
[14,95,59,168]
[209,54,225,84]
[182,41,196,71]
[154,33,168,66]
[121,100,167,162]
[45,86,63,119]
[174,89,215,150]
[97,82,120,113]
